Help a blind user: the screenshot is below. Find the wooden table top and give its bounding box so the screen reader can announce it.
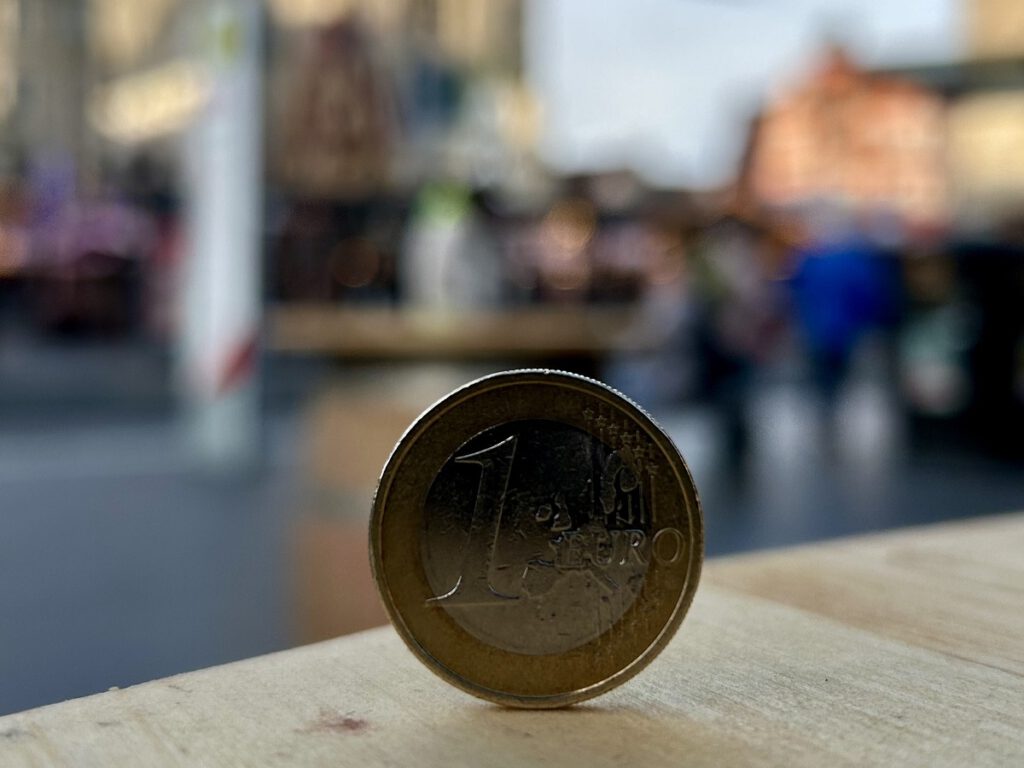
[2,513,1022,767]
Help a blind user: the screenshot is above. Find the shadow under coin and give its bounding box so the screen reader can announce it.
[405,700,754,767]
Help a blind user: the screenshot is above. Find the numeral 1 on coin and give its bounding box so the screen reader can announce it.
[428,436,520,606]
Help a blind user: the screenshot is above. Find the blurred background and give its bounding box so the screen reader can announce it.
[1,0,1023,715]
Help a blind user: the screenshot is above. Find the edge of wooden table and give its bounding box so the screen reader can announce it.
[2,512,1022,767]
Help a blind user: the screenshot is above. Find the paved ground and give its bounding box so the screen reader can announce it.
[0,419,300,715]
[1,335,1022,716]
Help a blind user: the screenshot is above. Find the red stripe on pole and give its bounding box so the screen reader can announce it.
[217,334,258,395]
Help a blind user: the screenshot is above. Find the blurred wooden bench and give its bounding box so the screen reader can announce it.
[268,304,656,360]
[277,304,659,644]
[3,513,1022,767]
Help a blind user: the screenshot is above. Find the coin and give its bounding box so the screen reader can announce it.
[370,369,703,708]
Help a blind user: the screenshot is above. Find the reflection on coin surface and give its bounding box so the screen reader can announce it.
[370,370,703,708]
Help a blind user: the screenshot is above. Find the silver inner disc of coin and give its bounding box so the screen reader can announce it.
[421,419,652,655]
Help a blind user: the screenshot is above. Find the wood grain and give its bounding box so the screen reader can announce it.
[2,513,1022,767]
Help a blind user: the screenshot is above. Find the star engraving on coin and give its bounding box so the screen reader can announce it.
[370,370,703,708]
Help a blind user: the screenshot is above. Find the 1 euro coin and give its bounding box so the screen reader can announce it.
[370,370,703,707]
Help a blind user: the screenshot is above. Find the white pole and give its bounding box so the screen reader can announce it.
[179,0,263,470]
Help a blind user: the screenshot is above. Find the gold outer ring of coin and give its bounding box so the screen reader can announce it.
[369,369,703,708]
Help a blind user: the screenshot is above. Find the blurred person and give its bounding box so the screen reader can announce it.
[124,156,182,340]
[24,161,155,336]
[590,214,658,305]
[586,172,653,304]
[399,181,504,310]
[898,247,970,427]
[691,214,785,474]
[0,167,29,321]
[532,195,596,303]
[603,226,698,406]
[788,202,899,448]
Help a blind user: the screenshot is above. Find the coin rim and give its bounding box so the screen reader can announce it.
[369,369,704,708]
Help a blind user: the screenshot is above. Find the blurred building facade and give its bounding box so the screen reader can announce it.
[740,0,1024,235]
[971,0,1024,59]
[740,46,947,229]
